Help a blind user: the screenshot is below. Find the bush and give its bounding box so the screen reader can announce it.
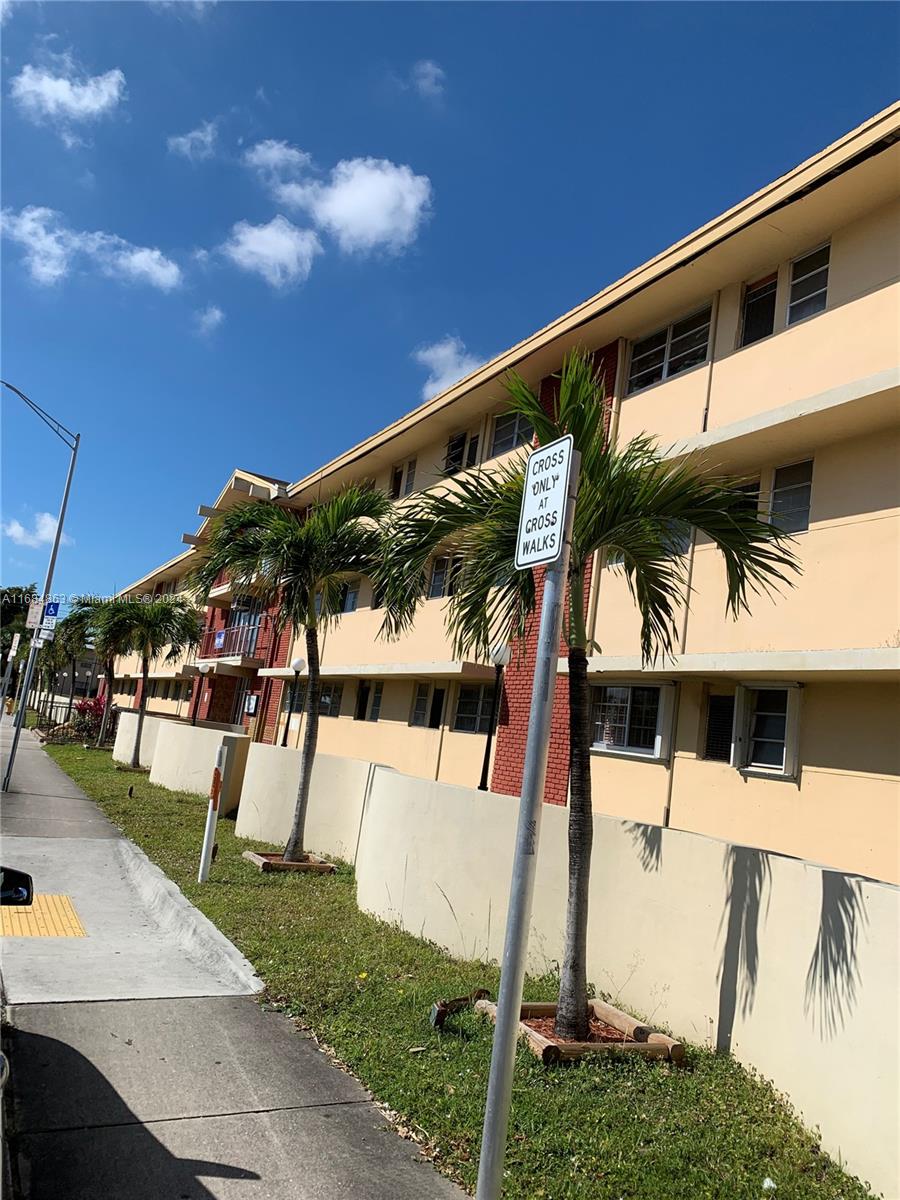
[72,696,105,739]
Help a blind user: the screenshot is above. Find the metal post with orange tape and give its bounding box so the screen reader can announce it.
[198,745,226,883]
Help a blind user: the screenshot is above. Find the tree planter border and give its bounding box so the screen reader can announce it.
[475,998,684,1065]
[241,850,336,875]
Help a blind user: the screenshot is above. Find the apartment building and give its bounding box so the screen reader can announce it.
[113,105,900,883]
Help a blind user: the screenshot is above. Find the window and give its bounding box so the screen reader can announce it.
[453,684,496,734]
[390,459,417,500]
[368,681,383,722]
[354,680,371,721]
[591,684,673,759]
[788,245,829,326]
[627,306,712,394]
[740,275,777,347]
[771,460,813,533]
[410,682,430,726]
[369,580,385,610]
[736,479,761,516]
[731,684,800,778]
[318,682,343,717]
[704,693,735,762]
[444,431,480,475]
[663,520,692,557]
[747,688,787,770]
[283,681,307,713]
[428,554,463,599]
[491,413,534,457]
[340,579,360,614]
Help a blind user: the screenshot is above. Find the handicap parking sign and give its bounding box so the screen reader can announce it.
[43,602,60,619]
[214,630,226,650]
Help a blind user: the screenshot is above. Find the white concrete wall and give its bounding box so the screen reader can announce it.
[112,711,170,769]
[235,744,374,864]
[237,756,898,1197]
[148,722,249,815]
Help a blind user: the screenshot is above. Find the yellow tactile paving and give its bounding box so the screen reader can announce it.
[1,894,87,938]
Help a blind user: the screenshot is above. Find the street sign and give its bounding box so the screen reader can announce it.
[25,599,42,630]
[214,630,226,651]
[39,622,56,642]
[514,434,575,570]
[7,633,21,660]
[43,601,60,619]
[476,437,580,1200]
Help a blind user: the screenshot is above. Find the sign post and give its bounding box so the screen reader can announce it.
[198,745,226,883]
[475,434,580,1200]
[0,633,22,710]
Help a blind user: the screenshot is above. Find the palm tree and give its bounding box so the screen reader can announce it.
[68,598,130,747]
[190,485,391,863]
[382,349,800,1040]
[56,608,92,723]
[102,598,203,768]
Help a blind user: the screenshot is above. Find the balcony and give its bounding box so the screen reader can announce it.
[199,620,266,662]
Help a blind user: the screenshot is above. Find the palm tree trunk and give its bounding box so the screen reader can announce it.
[555,643,594,1041]
[132,655,149,769]
[66,656,76,722]
[97,658,114,748]
[283,626,320,863]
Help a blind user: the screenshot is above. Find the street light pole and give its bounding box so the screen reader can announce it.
[479,643,511,791]
[1,380,80,793]
[281,657,307,747]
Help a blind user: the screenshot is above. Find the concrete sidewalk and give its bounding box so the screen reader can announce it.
[1,725,463,1198]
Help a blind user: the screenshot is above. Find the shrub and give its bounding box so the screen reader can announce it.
[72,696,105,739]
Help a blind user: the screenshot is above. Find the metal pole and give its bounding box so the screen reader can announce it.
[281,672,299,747]
[198,744,226,882]
[2,433,80,791]
[478,663,504,791]
[475,453,579,1200]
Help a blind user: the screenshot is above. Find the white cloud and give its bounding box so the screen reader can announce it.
[2,512,73,549]
[194,303,224,334]
[411,60,446,99]
[413,336,483,401]
[1,0,18,25]
[2,205,182,291]
[150,0,217,17]
[10,52,125,142]
[243,138,310,178]
[221,215,321,289]
[167,119,217,162]
[277,158,431,255]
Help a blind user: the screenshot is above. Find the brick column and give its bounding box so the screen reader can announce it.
[489,343,617,802]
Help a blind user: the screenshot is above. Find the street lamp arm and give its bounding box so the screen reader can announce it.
[1,379,78,450]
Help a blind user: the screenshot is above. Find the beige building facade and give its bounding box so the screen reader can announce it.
[114,105,900,883]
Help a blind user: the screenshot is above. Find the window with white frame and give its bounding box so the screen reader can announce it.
[283,680,307,713]
[444,430,480,475]
[771,460,813,533]
[453,684,496,734]
[490,412,534,457]
[318,682,344,717]
[390,459,417,499]
[787,245,829,326]
[428,554,463,599]
[590,684,673,758]
[410,682,430,726]
[627,305,712,394]
[731,685,801,778]
[340,579,360,613]
[368,680,383,722]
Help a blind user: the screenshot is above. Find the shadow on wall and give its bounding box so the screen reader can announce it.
[625,821,663,872]
[804,870,867,1039]
[715,848,869,1051]
[716,847,772,1052]
[8,1029,260,1198]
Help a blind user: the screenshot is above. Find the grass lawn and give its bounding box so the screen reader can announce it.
[45,743,873,1200]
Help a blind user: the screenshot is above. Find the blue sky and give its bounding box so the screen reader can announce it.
[2,0,897,602]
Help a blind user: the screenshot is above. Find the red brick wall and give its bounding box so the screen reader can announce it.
[490,342,618,802]
[258,616,292,743]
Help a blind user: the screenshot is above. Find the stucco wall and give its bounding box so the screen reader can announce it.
[148,722,249,815]
[112,711,170,769]
[235,745,373,862]
[346,766,899,1199]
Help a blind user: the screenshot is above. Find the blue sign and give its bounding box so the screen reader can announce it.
[214,630,226,650]
[44,602,60,619]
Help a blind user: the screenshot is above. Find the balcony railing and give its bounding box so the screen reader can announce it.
[199,621,265,660]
